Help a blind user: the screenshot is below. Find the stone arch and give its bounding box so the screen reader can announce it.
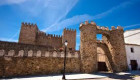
[36,50,41,57]
[97,47,105,62]
[0,49,5,56]
[28,50,33,57]
[18,50,24,57]
[8,50,15,56]
[97,43,113,72]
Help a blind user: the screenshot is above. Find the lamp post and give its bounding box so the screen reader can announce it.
[62,40,68,80]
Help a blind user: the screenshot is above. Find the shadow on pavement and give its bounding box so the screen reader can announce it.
[95,71,140,80]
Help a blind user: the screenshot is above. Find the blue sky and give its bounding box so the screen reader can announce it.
[0,0,140,50]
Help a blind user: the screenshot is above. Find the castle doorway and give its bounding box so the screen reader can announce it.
[97,47,111,72]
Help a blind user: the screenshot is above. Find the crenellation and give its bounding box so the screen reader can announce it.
[28,23,30,26]
[111,26,116,30]
[36,50,41,57]
[85,21,89,25]
[80,21,97,26]
[117,26,123,30]
[101,26,105,30]
[91,21,96,25]
[80,23,84,27]
[105,27,109,30]
[97,26,100,29]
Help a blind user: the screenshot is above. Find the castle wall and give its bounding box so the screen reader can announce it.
[36,31,62,49]
[101,26,128,72]
[0,58,80,77]
[0,41,80,77]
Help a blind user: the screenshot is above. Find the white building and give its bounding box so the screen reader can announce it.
[124,29,140,70]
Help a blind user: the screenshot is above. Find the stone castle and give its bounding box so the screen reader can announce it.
[19,22,76,50]
[0,21,128,77]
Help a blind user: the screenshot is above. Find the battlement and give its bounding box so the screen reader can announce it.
[47,34,62,38]
[0,41,79,58]
[37,31,62,39]
[79,21,123,31]
[21,22,38,28]
[97,26,123,31]
[80,21,96,27]
[64,28,76,32]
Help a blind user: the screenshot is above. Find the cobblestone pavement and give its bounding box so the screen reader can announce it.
[1,71,140,80]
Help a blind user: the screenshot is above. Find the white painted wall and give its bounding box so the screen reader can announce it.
[125,45,140,70]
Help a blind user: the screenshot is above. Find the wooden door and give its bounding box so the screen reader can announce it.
[130,60,138,70]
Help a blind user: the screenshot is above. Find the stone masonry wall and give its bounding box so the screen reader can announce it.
[19,22,38,45]
[102,27,128,72]
[62,28,76,50]
[0,41,80,77]
[36,31,62,49]
[80,21,97,73]
[0,57,80,77]
[98,26,128,72]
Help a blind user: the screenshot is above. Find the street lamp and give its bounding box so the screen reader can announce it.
[62,40,68,80]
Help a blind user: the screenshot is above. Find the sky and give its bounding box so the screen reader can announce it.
[0,0,140,50]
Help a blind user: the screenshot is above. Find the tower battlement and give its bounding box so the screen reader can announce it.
[64,28,76,32]
[21,22,38,28]
[80,21,123,31]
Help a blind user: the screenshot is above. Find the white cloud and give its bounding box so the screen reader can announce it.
[42,1,134,32]
[0,38,18,42]
[2,0,138,42]
[124,24,140,29]
[93,1,132,19]
[1,0,79,42]
[42,14,94,32]
[0,0,27,5]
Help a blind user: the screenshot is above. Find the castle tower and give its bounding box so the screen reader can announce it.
[102,26,128,72]
[19,22,38,45]
[80,21,97,73]
[62,28,76,50]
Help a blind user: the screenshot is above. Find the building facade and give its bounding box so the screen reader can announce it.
[124,29,140,70]
[125,44,140,70]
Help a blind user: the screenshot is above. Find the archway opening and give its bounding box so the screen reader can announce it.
[97,47,110,72]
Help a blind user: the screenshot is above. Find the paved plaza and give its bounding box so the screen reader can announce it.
[1,71,140,80]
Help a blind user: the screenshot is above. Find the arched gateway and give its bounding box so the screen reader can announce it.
[80,21,128,73]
